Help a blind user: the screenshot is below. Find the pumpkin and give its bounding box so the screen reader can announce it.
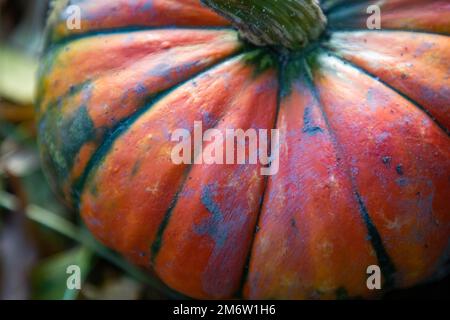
[37,0,450,299]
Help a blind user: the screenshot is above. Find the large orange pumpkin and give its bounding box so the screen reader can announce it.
[37,0,450,299]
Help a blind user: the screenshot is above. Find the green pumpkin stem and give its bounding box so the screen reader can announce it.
[201,0,327,50]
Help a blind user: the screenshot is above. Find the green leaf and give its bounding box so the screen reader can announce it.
[31,246,93,300]
[0,45,38,105]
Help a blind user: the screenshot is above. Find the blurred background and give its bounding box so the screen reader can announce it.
[0,0,448,300]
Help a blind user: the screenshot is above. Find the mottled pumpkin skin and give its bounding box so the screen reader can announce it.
[37,0,450,299]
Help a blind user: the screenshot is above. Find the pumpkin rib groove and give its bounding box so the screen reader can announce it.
[234,177,268,299]
[150,168,193,264]
[322,48,450,136]
[354,191,397,289]
[303,57,399,290]
[326,28,450,37]
[44,26,235,55]
[235,182,269,298]
[236,58,285,299]
[72,52,246,209]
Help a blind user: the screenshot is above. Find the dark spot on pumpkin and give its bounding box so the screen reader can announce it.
[303,106,323,136]
[131,160,142,177]
[291,218,297,229]
[415,42,435,57]
[396,177,409,187]
[382,156,392,166]
[396,164,404,176]
[134,83,147,96]
[141,0,154,12]
[90,184,98,197]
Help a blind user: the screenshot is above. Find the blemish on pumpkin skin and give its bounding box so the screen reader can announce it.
[42,80,93,116]
[130,159,142,177]
[147,63,173,82]
[255,77,278,95]
[290,218,297,230]
[419,86,440,106]
[382,156,392,166]
[367,88,391,112]
[175,61,202,78]
[89,184,98,197]
[351,166,359,176]
[303,106,323,136]
[366,88,375,109]
[39,105,97,187]
[201,111,218,128]
[82,83,94,102]
[134,83,147,96]
[414,42,435,57]
[396,164,404,176]
[86,216,103,228]
[396,177,409,187]
[195,184,230,249]
[68,85,77,94]
[147,61,203,86]
[194,181,255,297]
[145,181,160,195]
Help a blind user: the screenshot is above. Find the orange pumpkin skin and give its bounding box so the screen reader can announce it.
[37,0,450,299]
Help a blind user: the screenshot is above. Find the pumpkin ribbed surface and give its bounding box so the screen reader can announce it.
[37,0,450,299]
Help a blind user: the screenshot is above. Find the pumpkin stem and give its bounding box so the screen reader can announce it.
[201,0,327,50]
